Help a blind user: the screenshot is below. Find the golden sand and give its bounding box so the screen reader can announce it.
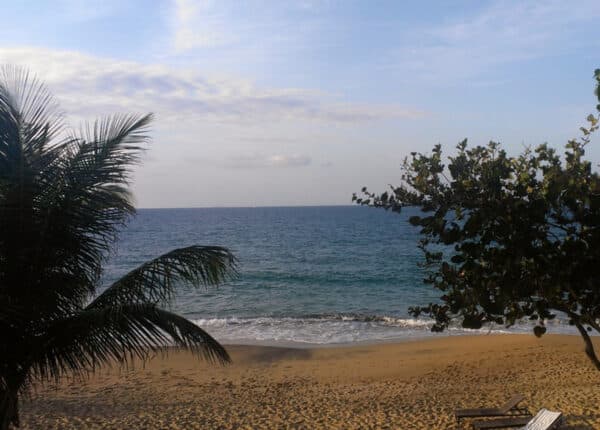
[21,334,600,429]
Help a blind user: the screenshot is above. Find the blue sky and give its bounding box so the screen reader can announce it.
[1,0,599,207]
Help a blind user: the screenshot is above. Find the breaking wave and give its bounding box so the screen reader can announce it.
[190,313,577,346]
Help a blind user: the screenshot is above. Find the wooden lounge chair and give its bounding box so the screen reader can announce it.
[472,408,563,430]
[471,416,531,429]
[455,394,529,424]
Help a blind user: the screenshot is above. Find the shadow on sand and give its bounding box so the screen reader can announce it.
[227,345,312,364]
[561,414,599,430]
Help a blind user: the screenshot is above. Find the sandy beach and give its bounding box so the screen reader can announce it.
[21,334,600,429]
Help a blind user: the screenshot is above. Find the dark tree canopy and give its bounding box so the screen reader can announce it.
[0,67,237,429]
[354,70,600,370]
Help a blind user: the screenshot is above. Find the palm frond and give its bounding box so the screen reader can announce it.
[29,304,230,383]
[0,65,64,161]
[28,114,153,303]
[89,246,237,308]
[0,66,68,322]
[60,113,151,226]
[0,64,63,219]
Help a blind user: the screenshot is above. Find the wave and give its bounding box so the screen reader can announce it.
[189,313,578,346]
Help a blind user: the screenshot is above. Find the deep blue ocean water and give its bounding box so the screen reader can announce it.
[102,206,571,345]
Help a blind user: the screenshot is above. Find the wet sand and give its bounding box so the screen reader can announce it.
[21,334,600,429]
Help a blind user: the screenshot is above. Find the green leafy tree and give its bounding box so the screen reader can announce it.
[354,70,600,370]
[0,67,237,429]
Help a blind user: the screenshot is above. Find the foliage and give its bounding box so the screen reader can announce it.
[0,67,237,429]
[354,70,600,370]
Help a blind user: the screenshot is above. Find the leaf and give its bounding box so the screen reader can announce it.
[461,315,482,330]
[408,216,421,226]
[533,325,547,338]
[89,246,237,308]
[450,254,464,264]
[30,304,230,382]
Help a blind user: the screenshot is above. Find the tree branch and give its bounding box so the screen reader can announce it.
[574,322,600,371]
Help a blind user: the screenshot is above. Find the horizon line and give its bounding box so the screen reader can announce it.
[136,204,358,210]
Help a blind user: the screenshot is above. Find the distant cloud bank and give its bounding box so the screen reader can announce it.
[226,153,311,169]
[0,47,425,125]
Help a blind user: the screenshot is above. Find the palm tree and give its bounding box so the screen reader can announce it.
[0,67,237,429]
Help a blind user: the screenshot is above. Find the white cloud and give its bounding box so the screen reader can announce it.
[0,47,424,124]
[384,0,600,82]
[226,153,311,168]
[171,0,234,52]
[268,154,311,167]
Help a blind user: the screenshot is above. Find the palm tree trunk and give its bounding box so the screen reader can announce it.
[0,387,19,430]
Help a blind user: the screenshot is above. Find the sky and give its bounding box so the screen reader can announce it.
[0,0,599,208]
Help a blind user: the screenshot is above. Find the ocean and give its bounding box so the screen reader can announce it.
[102,206,573,346]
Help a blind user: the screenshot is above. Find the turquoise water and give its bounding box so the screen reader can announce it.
[103,206,568,345]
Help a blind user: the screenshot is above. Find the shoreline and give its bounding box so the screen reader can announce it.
[218,331,518,349]
[219,329,589,349]
[21,334,600,429]
[188,313,588,347]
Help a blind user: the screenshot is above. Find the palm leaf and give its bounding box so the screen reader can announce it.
[37,114,153,283]
[9,114,155,322]
[0,67,69,330]
[0,65,63,161]
[89,246,237,308]
[29,304,230,383]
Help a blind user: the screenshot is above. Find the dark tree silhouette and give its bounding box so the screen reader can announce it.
[355,70,600,370]
[0,67,237,429]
